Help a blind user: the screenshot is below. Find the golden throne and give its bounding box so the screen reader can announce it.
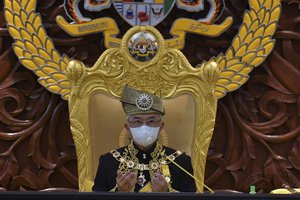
[66,26,220,192]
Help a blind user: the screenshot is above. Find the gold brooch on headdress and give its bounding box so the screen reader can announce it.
[136,93,153,110]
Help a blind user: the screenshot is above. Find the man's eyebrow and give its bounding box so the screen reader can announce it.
[128,116,141,120]
[148,116,162,120]
[148,116,158,119]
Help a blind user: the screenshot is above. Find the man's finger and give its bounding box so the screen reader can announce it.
[130,178,137,188]
[119,172,135,186]
[151,176,160,186]
[116,170,122,180]
[156,174,166,182]
[118,171,129,183]
[154,172,167,184]
[151,184,158,192]
[126,173,136,185]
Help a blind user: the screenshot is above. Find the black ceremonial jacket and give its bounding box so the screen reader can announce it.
[92,142,196,192]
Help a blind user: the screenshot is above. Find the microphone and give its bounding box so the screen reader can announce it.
[164,153,214,194]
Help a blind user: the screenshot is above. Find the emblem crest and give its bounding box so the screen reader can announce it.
[128,31,158,62]
[56,0,231,50]
[113,0,175,26]
[63,0,224,25]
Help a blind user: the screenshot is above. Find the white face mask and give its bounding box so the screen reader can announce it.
[129,125,160,147]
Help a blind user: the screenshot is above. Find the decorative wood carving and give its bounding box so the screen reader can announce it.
[0,0,299,192]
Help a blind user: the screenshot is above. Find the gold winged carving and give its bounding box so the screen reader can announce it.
[4,0,71,100]
[4,0,281,100]
[211,0,281,98]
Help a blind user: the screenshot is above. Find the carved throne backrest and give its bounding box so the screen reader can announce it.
[66,26,220,192]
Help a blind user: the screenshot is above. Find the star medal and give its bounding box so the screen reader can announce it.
[137,172,146,187]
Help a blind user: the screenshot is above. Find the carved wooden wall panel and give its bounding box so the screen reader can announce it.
[0,0,299,192]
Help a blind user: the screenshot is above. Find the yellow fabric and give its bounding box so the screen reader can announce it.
[82,179,94,192]
[161,165,170,177]
[138,182,179,193]
[270,188,300,194]
[139,182,153,192]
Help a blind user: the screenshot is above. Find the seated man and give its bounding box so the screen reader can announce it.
[92,86,196,192]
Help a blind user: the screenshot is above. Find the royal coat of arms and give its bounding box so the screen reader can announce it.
[64,0,224,25]
[113,0,175,26]
[57,0,230,50]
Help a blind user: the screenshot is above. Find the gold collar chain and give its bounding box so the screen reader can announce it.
[110,141,183,189]
[110,141,183,174]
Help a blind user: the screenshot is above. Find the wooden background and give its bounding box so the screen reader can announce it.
[0,0,299,192]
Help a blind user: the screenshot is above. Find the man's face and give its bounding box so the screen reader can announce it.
[125,113,164,138]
